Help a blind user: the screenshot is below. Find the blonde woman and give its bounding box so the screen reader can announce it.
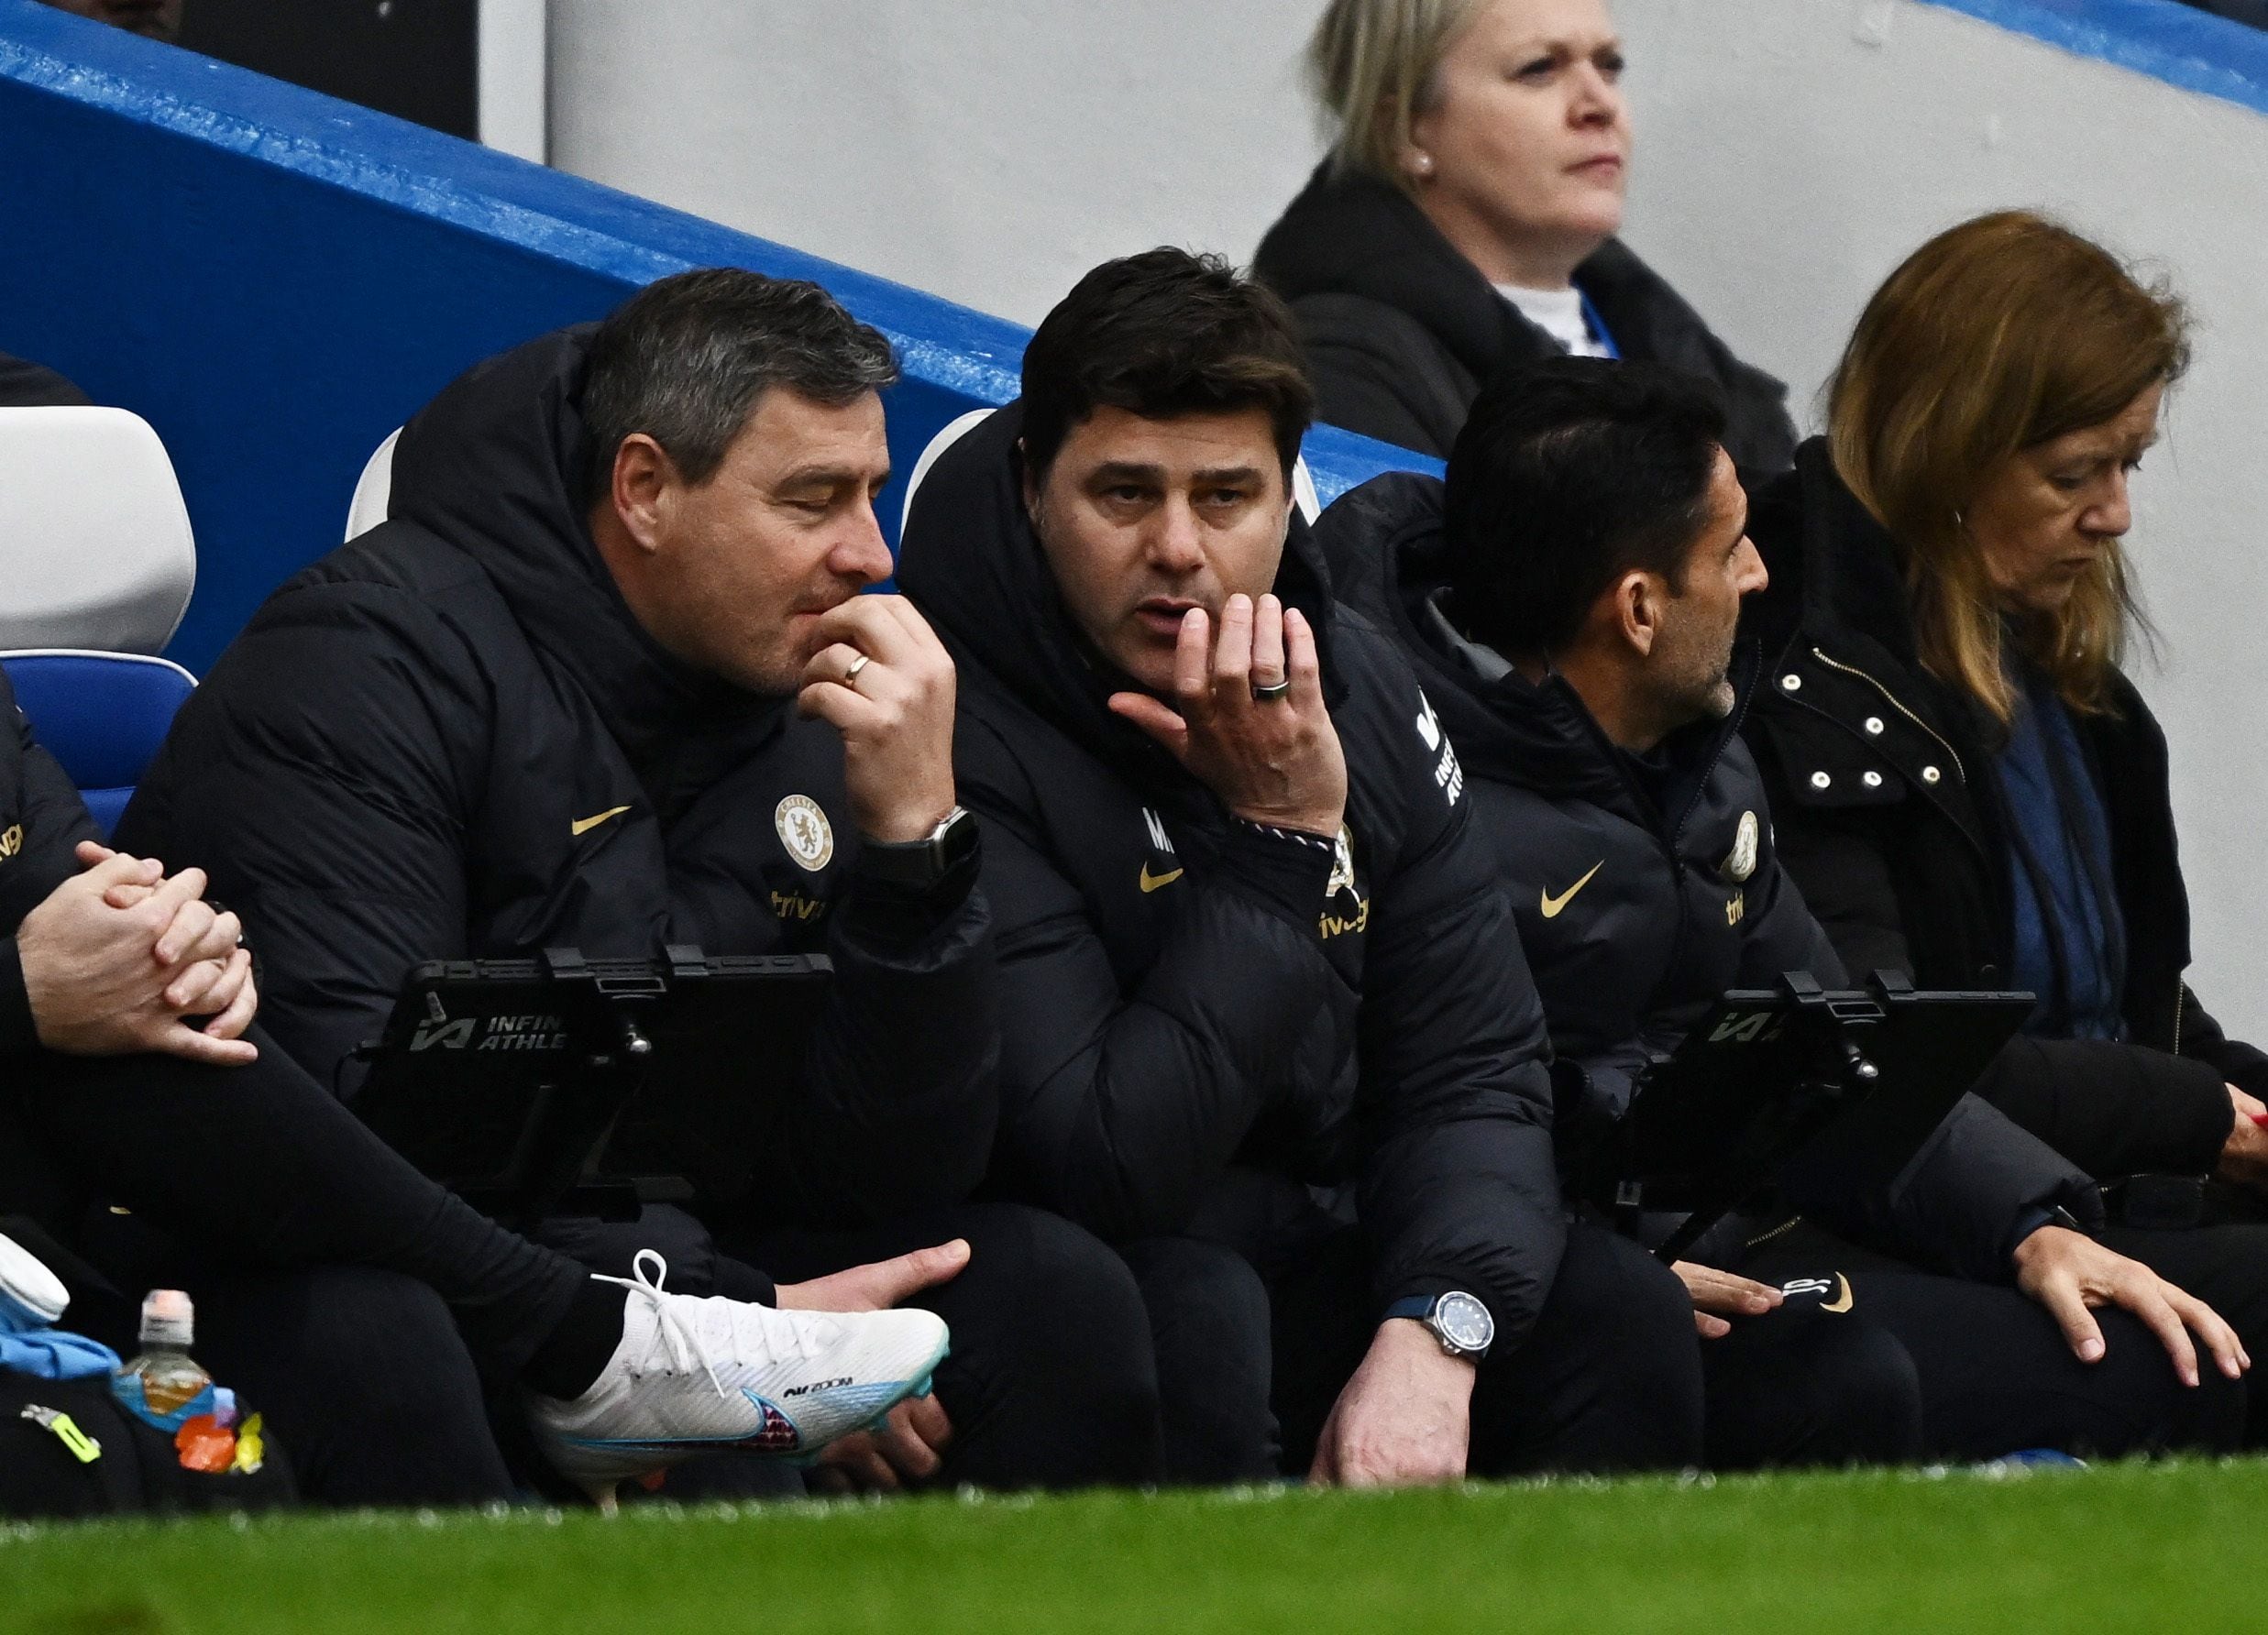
[1253,0,1791,466]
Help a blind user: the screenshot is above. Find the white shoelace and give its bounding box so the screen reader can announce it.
[589,1250,824,1400]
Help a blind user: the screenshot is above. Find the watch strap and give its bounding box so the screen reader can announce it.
[1382,1295,1438,1324]
[857,806,976,890]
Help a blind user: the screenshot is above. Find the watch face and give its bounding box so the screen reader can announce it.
[1436,1292,1494,1353]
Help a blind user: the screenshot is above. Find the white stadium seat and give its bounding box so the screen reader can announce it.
[346,425,401,541]
[0,407,195,653]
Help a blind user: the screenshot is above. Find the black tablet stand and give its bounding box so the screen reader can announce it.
[461,944,702,1229]
[1628,969,1916,1266]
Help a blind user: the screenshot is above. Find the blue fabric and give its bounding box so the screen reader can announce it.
[1579,291,1621,360]
[1997,665,2128,1041]
[0,1288,119,1382]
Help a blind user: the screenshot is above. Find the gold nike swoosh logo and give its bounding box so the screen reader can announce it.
[1539,861,1603,919]
[570,805,634,838]
[1138,862,1184,894]
[1821,1272,1855,1314]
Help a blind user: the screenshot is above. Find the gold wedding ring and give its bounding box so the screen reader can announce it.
[844,653,871,690]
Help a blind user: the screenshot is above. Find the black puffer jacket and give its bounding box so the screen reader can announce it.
[897,407,1567,1342]
[0,673,105,1054]
[1742,440,2268,1181]
[1251,162,1796,469]
[1316,472,2101,1280]
[119,327,1000,1229]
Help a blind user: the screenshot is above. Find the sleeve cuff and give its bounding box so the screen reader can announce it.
[0,938,41,1056]
[2001,1205,2061,1267]
[837,847,981,949]
[1215,820,1337,931]
[2164,1058,2240,1175]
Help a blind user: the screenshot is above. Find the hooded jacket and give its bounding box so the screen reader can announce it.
[1740,440,2267,1182]
[118,327,999,1229]
[1251,163,1796,470]
[1316,471,2102,1281]
[895,406,1566,1342]
[0,672,105,1055]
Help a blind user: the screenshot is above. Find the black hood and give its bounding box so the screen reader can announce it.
[1253,164,1784,445]
[386,325,776,774]
[895,403,1347,777]
[1318,468,1801,821]
[1254,161,1525,392]
[1754,436,1921,665]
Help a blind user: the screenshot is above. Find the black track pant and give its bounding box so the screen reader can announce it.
[1739,1227,2246,1461]
[722,1202,1165,1490]
[1128,1221,1923,1482]
[2100,1222,2268,1446]
[0,1026,595,1504]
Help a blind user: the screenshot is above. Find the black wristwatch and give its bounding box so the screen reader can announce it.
[1383,1291,1495,1358]
[857,806,979,890]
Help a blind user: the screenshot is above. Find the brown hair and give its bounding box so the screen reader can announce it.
[1826,211,2189,722]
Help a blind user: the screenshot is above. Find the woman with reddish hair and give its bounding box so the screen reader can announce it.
[1744,212,2268,1432]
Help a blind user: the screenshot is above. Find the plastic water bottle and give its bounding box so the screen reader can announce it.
[116,1289,213,1420]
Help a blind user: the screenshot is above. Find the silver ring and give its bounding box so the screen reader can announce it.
[1250,678,1293,703]
[843,653,871,690]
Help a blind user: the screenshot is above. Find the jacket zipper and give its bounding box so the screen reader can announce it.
[1808,646,1968,787]
[1742,1213,1804,1251]
[2172,981,2185,1055]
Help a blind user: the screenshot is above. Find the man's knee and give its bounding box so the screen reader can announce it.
[1705,1311,1922,1471]
[949,1202,1156,1376]
[1542,1228,1703,1384]
[1485,1227,1704,1474]
[1120,1236,1270,1361]
[924,1202,1162,1486]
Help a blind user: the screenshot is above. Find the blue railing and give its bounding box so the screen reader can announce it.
[1923,0,2268,116]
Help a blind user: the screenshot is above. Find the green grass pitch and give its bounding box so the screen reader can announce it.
[6,1458,2261,1634]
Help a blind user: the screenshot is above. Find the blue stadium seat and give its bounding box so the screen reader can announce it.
[0,650,195,838]
[0,406,203,839]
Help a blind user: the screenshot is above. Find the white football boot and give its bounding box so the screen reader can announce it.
[528,1249,949,1513]
[0,1232,70,1328]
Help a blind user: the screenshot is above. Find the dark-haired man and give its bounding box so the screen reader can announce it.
[0,350,90,408]
[1317,354,2251,1458]
[897,248,1712,1486]
[124,269,1165,1494]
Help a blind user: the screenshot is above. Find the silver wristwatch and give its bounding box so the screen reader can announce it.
[1383,1291,1494,1358]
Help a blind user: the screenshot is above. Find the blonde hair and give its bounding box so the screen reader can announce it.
[1826,211,2188,724]
[1307,0,1488,182]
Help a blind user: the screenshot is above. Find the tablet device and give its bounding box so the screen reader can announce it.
[353,948,830,1215]
[1604,976,2031,1232]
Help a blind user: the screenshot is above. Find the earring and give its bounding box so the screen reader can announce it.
[1411,151,1434,178]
